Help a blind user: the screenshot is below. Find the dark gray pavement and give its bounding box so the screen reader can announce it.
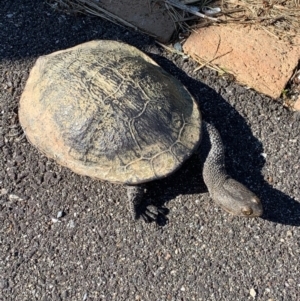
[1,1,300,300]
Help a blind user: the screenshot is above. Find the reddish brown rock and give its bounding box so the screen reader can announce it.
[183,24,300,99]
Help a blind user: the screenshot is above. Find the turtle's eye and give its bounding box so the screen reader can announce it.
[241,207,253,216]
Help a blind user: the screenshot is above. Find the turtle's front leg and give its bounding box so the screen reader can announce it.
[126,185,166,222]
[126,185,145,220]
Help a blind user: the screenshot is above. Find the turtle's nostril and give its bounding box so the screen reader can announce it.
[241,207,253,216]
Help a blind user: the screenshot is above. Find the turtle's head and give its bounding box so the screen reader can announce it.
[212,178,263,217]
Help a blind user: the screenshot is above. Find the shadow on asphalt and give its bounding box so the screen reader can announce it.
[0,1,154,61]
[2,0,299,226]
[143,58,300,227]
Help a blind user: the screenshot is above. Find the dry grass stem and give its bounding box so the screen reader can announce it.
[193,54,234,76]
[49,0,219,36]
[48,0,300,43]
[155,41,190,57]
[165,0,219,21]
[219,0,300,43]
[47,0,153,36]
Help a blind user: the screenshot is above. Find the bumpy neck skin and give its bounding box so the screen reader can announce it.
[201,122,227,190]
[200,122,263,217]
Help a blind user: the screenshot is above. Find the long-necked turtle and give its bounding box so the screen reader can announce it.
[19,40,263,220]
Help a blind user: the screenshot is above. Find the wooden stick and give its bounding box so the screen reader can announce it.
[165,0,220,22]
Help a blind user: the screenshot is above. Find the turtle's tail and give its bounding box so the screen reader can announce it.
[201,122,263,217]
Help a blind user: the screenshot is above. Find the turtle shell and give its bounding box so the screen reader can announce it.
[19,40,202,184]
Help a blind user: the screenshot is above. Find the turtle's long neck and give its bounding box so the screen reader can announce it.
[201,121,228,196]
[200,121,263,217]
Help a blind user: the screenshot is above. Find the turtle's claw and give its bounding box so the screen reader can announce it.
[126,185,168,224]
[140,205,169,225]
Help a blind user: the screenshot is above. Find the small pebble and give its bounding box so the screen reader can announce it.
[67,220,75,228]
[51,217,60,223]
[250,288,256,298]
[202,6,221,15]
[1,188,8,195]
[173,42,182,52]
[9,194,23,201]
[57,211,64,218]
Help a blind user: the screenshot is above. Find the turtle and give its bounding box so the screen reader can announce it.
[19,40,263,221]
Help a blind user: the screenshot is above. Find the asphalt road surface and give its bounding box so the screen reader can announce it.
[1,1,300,300]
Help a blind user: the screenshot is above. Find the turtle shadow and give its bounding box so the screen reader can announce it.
[3,0,299,226]
[143,57,300,227]
[145,158,300,227]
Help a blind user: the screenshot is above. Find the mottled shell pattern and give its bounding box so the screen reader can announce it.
[19,40,202,184]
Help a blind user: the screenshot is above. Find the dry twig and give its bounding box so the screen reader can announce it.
[48,0,300,43]
[219,0,300,43]
[165,0,219,21]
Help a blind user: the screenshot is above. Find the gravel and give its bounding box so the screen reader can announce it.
[1,1,300,300]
